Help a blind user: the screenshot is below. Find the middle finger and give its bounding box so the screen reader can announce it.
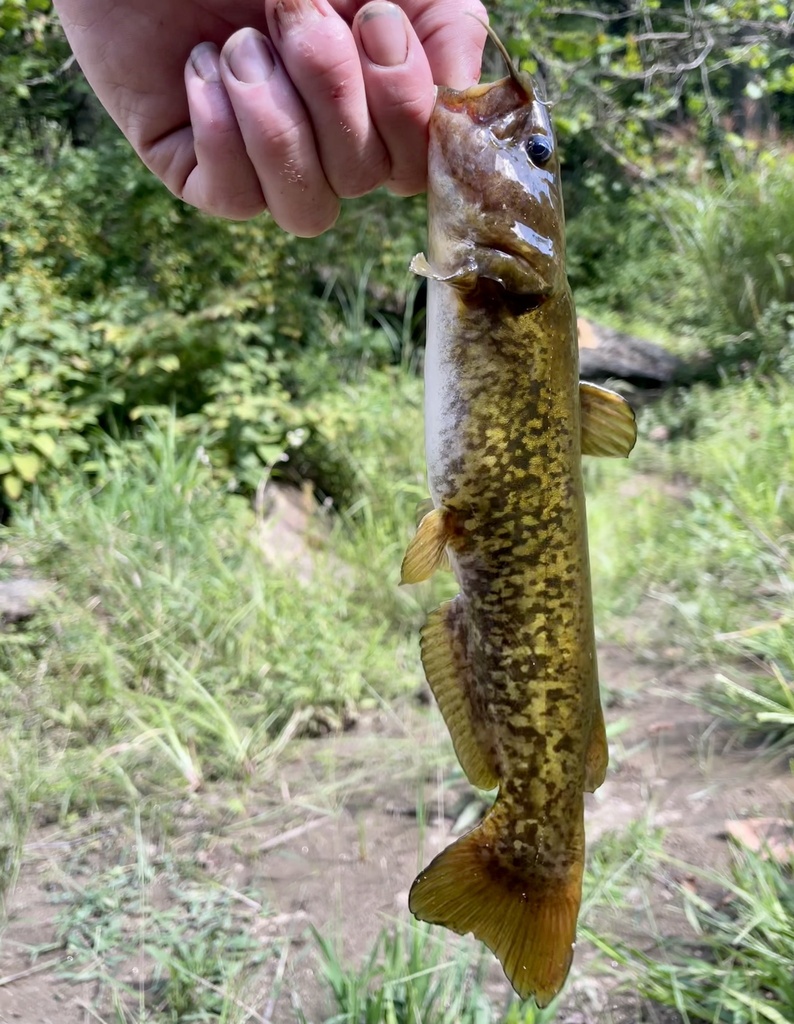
[267,0,391,198]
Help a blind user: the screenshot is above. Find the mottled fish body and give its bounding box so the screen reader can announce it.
[401,29,637,1007]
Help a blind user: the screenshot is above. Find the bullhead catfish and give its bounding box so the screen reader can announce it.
[401,26,637,1006]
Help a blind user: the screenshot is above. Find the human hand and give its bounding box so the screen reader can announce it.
[52,0,487,234]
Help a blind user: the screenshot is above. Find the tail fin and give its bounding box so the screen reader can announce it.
[409,805,583,1007]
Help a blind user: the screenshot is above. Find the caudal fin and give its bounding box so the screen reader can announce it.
[409,807,583,1006]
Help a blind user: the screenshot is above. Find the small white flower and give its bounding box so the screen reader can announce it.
[286,428,307,449]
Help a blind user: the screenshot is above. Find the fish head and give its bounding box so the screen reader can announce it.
[427,71,567,301]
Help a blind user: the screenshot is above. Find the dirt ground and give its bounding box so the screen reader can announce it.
[1,636,793,1024]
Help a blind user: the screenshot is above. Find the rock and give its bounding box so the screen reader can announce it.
[578,318,686,391]
[0,578,52,623]
[724,817,794,864]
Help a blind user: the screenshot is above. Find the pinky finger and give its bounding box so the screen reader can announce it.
[181,42,267,220]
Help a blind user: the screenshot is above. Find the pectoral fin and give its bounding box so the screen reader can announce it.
[401,507,451,583]
[580,382,637,458]
[413,498,451,571]
[421,599,499,791]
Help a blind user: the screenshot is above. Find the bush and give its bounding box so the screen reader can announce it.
[0,131,425,509]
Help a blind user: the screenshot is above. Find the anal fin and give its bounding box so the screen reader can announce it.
[580,382,637,458]
[420,599,498,791]
[410,800,583,1006]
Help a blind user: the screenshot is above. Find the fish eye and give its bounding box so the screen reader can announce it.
[525,134,554,165]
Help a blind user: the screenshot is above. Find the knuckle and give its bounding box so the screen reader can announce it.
[387,172,425,198]
[281,199,340,238]
[292,45,360,95]
[181,171,266,220]
[259,114,312,161]
[331,150,390,199]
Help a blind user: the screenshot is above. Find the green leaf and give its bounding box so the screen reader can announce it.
[11,452,41,482]
[2,474,23,501]
[31,433,57,460]
[156,355,180,372]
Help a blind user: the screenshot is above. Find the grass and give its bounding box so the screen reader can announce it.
[694,666,794,760]
[666,157,794,338]
[583,818,666,915]
[587,380,793,643]
[590,845,794,1023]
[46,827,277,1023]
[314,920,561,1024]
[0,409,428,813]
[586,378,794,759]
[313,814,668,1024]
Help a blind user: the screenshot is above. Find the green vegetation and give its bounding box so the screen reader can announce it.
[696,669,794,758]
[316,923,500,1024]
[1,395,429,810]
[53,848,273,1023]
[315,921,563,1024]
[587,379,794,763]
[2,1,794,1022]
[592,846,794,1023]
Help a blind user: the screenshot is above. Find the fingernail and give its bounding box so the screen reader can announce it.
[359,1,408,67]
[191,42,221,83]
[275,0,322,34]
[226,30,275,84]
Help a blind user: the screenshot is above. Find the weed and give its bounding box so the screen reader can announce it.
[584,818,666,914]
[585,380,794,658]
[0,726,39,907]
[314,920,561,1024]
[53,843,273,1022]
[693,665,794,759]
[667,159,794,337]
[1,415,424,806]
[591,845,794,1023]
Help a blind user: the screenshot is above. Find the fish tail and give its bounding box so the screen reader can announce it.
[409,801,583,1007]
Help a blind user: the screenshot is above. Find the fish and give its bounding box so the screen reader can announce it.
[401,24,637,1007]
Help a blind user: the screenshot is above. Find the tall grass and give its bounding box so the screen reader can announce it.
[0,406,425,809]
[586,378,794,756]
[667,157,794,337]
[587,380,793,644]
